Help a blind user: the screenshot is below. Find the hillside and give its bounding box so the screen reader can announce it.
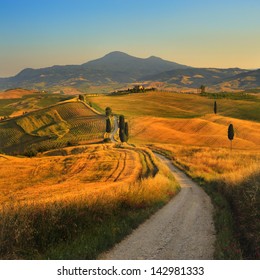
[0,100,106,154]
[88,91,260,149]
[130,115,260,149]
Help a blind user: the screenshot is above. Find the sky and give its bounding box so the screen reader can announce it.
[0,0,260,77]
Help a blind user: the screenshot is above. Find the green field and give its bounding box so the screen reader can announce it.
[88,91,260,121]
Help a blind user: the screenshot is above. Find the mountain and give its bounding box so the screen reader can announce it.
[84,51,190,77]
[0,51,259,91]
[0,51,190,90]
[141,68,249,88]
[214,69,260,89]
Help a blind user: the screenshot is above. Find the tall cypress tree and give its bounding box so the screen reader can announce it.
[119,115,125,130]
[106,118,111,133]
[119,115,128,143]
[124,122,129,141]
[214,101,217,114]
[228,124,234,151]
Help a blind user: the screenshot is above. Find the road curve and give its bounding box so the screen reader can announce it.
[99,153,215,260]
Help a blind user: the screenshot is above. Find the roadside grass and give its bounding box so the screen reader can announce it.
[150,144,260,259]
[0,145,179,259]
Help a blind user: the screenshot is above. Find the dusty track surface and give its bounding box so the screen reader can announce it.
[100,153,215,260]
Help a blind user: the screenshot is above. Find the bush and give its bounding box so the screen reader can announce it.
[24,149,37,157]
[103,138,112,143]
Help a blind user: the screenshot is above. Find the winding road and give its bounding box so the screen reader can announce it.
[100,153,216,260]
[110,116,119,143]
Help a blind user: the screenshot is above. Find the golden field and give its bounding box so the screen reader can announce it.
[89,91,260,150]
[1,89,259,259]
[130,114,260,149]
[0,144,143,206]
[0,144,179,259]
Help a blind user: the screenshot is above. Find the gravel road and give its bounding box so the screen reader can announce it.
[100,153,216,260]
[110,116,118,143]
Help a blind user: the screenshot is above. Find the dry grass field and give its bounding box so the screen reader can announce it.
[0,144,179,259]
[0,144,142,206]
[130,114,260,149]
[0,88,38,99]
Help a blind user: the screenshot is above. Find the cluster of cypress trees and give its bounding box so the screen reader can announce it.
[104,108,129,143]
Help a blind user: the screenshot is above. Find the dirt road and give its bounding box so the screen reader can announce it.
[100,153,215,260]
[110,116,118,143]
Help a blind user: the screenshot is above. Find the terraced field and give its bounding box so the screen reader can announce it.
[0,100,106,154]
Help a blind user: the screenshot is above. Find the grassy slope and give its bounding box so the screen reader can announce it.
[88,91,260,121]
[0,100,106,154]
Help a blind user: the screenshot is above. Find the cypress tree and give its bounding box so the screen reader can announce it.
[125,122,129,137]
[119,129,126,142]
[125,122,129,141]
[228,124,234,151]
[79,94,84,101]
[119,115,125,130]
[106,118,111,133]
[214,101,217,114]
[105,107,112,117]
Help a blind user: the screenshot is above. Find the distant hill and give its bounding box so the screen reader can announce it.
[0,51,259,91]
[142,68,260,90]
[0,51,189,91]
[214,69,260,90]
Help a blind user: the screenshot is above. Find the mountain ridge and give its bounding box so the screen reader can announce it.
[0,51,259,91]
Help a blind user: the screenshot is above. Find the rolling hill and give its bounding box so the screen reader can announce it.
[0,99,106,154]
[1,51,259,91]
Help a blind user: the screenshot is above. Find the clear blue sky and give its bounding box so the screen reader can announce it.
[0,0,260,76]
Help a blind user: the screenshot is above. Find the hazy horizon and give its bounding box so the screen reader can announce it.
[1,0,260,77]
